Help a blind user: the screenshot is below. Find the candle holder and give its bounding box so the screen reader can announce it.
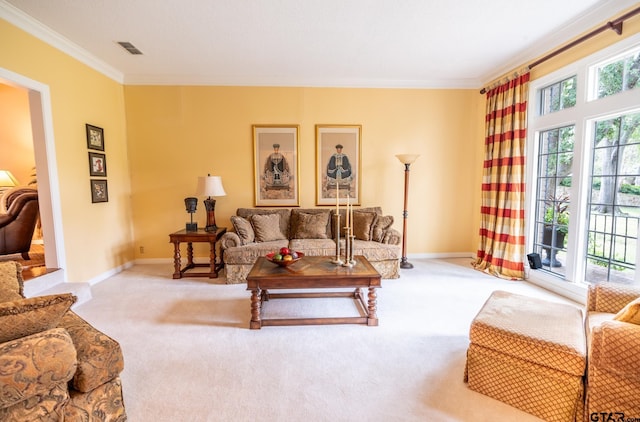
[342,228,356,267]
[349,234,356,266]
[332,214,344,265]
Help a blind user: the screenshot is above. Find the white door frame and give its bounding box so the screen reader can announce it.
[1,67,66,280]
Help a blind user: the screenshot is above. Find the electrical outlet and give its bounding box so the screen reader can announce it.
[139,246,145,254]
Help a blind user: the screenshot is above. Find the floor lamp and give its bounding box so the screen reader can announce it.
[395,154,419,269]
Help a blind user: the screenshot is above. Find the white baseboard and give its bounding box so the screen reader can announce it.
[85,261,135,286]
[407,252,476,259]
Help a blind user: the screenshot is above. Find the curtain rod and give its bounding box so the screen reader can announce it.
[479,5,640,94]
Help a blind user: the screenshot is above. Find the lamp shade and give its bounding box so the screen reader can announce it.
[395,154,420,165]
[196,175,226,197]
[0,170,18,188]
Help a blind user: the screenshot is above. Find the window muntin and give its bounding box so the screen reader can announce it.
[540,76,577,115]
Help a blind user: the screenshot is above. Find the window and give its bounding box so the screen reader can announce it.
[533,126,574,276]
[592,47,640,99]
[527,34,640,293]
[540,76,577,115]
[586,112,640,283]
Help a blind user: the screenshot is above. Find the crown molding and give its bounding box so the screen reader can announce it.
[0,0,124,83]
[122,73,482,89]
[480,0,640,86]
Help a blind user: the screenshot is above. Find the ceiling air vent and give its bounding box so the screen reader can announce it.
[117,41,143,55]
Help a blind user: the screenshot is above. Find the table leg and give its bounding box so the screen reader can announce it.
[367,287,378,326]
[209,241,217,278]
[250,288,262,329]
[172,241,181,279]
[186,242,194,266]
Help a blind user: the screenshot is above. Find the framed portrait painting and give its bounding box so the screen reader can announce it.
[88,152,107,177]
[86,124,104,151]
[90,179,108,203]
[253,125,300,207]
[316,125,361,206]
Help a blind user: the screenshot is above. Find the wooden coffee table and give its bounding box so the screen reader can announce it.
[246,255,381,329]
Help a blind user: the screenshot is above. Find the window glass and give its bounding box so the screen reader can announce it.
[585,112,640,283]
[596,49,640,99]
[540,76,577,115]
[533,126,574,274]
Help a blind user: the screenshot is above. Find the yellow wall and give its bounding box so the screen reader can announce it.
[125,86,484,259]
[0,84,34,185]
[0,19,133,283]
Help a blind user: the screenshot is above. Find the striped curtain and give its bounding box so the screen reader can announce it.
[474,72,530,280]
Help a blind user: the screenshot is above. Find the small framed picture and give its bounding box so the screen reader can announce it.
[316,125,362,206]
[252,124,300,207]
[86,124,105,151]
[88,152,107,177]
[90,179,108,203]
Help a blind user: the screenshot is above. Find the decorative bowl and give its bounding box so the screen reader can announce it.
[265,251,304,267]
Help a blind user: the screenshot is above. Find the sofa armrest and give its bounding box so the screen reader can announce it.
[220,232,242,249]
[590,320,640,376]
[59,311,124,392]
[381,227,401,245]
[587,284,640,313]
[0,327,77,409]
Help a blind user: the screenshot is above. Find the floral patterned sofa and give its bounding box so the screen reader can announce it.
[0,261,126,421]
[220,207,401,284]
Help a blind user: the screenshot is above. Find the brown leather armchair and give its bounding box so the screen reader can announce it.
[0,188,39,259]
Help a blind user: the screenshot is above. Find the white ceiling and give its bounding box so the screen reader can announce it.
[1,0,637,88]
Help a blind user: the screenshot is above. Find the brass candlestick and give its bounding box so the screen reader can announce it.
[342,228,356,267]
[332,214,344,265]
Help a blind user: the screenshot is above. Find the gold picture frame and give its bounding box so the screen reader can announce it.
[253,125,300,207]
[316,125,361,206]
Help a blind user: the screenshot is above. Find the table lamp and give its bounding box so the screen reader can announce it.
[184,197,198,231]
[196,174,226,232]
[0,170,18,194]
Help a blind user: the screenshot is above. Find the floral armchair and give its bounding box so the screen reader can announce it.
[0,261,127,421]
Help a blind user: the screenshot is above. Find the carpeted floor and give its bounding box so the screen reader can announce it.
[73,257,581,422]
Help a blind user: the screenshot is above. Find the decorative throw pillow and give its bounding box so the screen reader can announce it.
[231,216,255,245]
[251,213,286,242]
[613,297,640,325]
[293,212,330,239]
[352,212,377,241]
[0,261,23,299]
[0,293,77,343]
[372,215,394,242]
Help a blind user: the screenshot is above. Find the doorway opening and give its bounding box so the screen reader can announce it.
[0,67,66,284]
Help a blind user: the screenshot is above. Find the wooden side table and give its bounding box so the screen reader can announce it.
[169,227,226,279]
